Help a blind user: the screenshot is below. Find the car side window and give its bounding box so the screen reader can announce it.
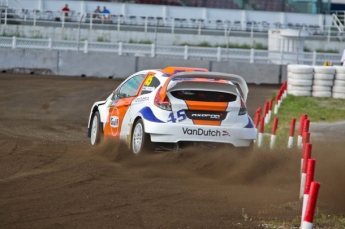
[141,76,161,95]
[118,74,146,98]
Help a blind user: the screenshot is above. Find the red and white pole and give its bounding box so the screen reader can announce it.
[300,143,312,199]
[288,118,296,148]
[270,118,278,149]
[301,132,310,176]
[262,103,267,124]
[264,101,270,124]
[267,98,273,123]
[301,159,316,225]
[257,116,265,147]
[274,93,279,114]
[301,182,320,229]
[254,107,262,128]
[277,90,282,108]
[298,114,308,148]
[301,123,310,150]
[302,132,310,152]
[283,81,287,98]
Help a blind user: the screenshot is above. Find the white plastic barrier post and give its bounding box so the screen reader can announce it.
[301,159,316,226]
[297,114,307,148]
[270,118,278,149]
[277,90,281,108]
[288,118,296,148]
[300,143,312,199]
[274,93,279,114]
[254,107,262,129]
[254,107,261,143]
[301,121,310,150]
[301,182,320,229]
[283,81,287,98]
[264,101,269,124]
[301,132,310,175]
[267,98,273,123]
[257,116,265,148]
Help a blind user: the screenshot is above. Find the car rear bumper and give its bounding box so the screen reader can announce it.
[143,120,257,147]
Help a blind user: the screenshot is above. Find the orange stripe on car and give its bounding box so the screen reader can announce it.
[193,120,222,126]
[159,67,209,101]
[161,66,208,75]
[104,98,135,139]
[184,101,228,111]
[184,101,228,126]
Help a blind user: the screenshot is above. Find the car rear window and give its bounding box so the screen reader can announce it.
[170,90,237,102]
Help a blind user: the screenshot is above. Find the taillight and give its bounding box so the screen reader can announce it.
[238,98,247,115]
[154,87,172,111]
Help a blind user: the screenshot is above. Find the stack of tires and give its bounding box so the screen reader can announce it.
[311,66,335,98]
[287,65,313,97]
[333,66,345,99]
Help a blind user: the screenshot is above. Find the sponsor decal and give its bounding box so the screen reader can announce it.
[145,74,154,86]
[222,130,230,136]
[134,97,149,102]
[167,109,187,123]
[110,116,119,127]
[185,110,226,121]
[191,113,221,119]
[142,86,155,92]
[182,127,221,137]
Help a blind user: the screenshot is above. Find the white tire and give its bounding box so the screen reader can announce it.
[313,73,334,80]
[313,66,335,74]
[312,85,331,92]
[334,79,345,87]
[288,78,313,86]
[288,84,312,91]
[313,79,334,86]
[288,90,311,97]
[287,72,313,80]
[335,74,345,80]
[332,86,345,93]
[334,66,345,74]
[332,92,345,99]
[287,65,313,74]
[312,91,332,98]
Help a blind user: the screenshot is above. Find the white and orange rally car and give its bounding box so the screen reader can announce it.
[87,67,257,154]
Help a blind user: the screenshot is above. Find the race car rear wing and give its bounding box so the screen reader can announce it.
[159,72,249,102]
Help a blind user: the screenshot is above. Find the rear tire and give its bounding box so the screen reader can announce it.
[90,111,102,145]
[131,119,152,154]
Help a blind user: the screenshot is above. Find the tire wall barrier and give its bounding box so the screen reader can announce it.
[0,48,284,84]
[287,65,345,99]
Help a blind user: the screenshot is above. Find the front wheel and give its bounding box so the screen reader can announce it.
[131,119,152,154]
[90,111,102,145]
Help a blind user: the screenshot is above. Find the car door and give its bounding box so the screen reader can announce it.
[103,74,146,139]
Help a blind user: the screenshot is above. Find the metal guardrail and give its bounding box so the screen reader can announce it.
[0,36,342,65]
[1,8,344,41]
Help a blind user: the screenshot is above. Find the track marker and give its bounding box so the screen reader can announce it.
[288,118,296,148]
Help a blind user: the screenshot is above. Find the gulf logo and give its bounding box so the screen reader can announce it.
[110,116,119,127]
[222,130,230,136]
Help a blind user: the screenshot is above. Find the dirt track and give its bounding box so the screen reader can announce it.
[0,74,344,228]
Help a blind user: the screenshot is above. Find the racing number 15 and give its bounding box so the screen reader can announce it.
[167,110,186,123]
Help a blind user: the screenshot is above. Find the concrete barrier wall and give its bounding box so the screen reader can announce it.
[211,61,281,84]
[58,51,136,78]
[0,48,59,72]
[0,48,286,84]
